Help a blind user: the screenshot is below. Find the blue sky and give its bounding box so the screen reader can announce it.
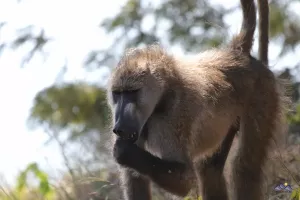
[0,0,299,186]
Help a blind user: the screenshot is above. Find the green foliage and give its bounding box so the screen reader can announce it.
[87,0,300,70]
[16,162,53,199]
[269,2,286,38]
[96,0,231,66]
[291,187,300,200]
[269,1,300,57]
[28,82,110,138]
[288,104,300,125]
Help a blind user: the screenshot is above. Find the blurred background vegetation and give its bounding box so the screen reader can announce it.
[0,0,300,199]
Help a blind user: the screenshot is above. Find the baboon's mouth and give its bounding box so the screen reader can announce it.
[119,122,146,143]
[130,132,138,140]
[121,131,138,143]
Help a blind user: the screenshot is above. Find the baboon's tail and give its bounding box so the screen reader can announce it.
[230,0,256,54]
[257,0,269,66]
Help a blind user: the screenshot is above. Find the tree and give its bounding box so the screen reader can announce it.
[28,82,112,163]
[2,0,300,102]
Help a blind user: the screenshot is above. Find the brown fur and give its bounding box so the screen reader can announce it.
[107,0,289,199]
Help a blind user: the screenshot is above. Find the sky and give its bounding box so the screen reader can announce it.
[0,0,299,186]
[0,0,126,185]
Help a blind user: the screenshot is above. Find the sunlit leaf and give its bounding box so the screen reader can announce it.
[16,162,53,198]
[291,187,300,200]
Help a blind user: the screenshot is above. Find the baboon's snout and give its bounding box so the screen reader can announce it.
[113,121,138,142]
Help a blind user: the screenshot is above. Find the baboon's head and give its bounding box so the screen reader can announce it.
[107,46,171,142]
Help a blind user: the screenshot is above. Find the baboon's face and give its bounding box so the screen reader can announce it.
[107,65,164,142]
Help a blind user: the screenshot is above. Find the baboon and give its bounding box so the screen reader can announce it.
[107,0,288,199]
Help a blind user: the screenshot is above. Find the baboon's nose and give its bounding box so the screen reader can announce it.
[113,122,129,138]
[113,122,138,142]
[113,127,124,136]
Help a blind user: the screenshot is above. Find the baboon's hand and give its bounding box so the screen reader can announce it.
[113,137,140,166]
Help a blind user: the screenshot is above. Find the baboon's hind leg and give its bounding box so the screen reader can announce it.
[233,101,276,200]
[196,121,240,200]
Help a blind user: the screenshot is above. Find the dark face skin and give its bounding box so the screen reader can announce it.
[111,89,143,143]
[109,66,164,143]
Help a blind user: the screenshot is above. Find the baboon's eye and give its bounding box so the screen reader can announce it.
[112,91,121,102]
[112,89,140,102]
[124,89,140,101]
[124,89,139,94]
[112,91,121,97]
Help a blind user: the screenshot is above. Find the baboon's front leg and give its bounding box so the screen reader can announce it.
[119,167,151,200]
